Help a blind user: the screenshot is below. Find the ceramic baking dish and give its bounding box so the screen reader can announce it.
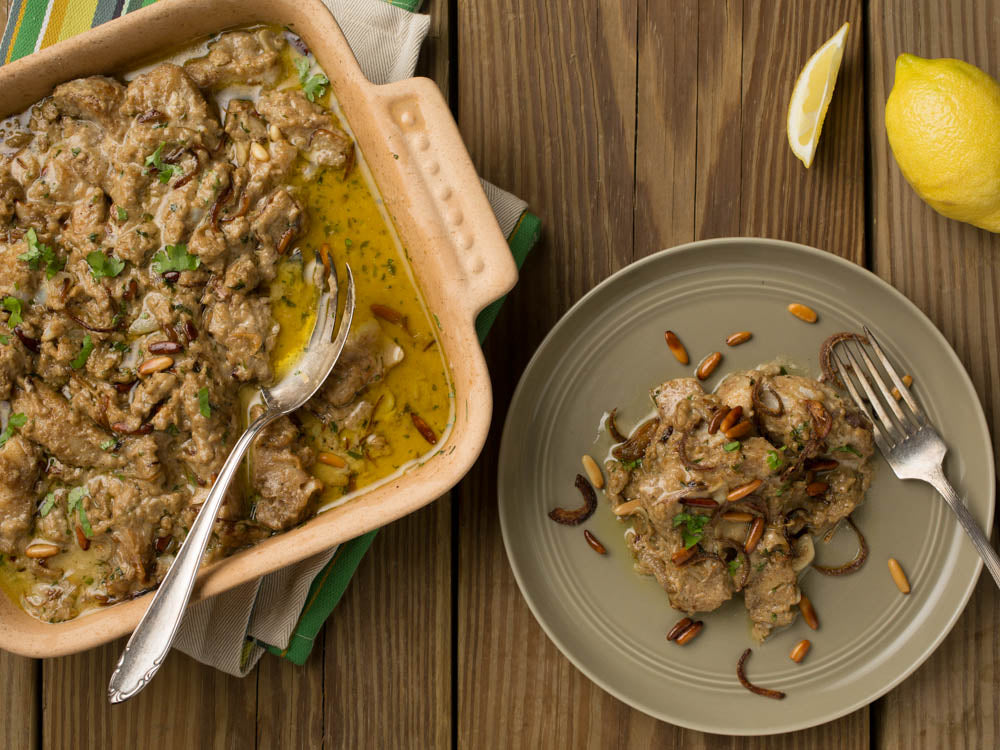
[0,0,517,657]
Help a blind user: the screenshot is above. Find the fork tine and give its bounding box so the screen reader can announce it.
[851,338,919,432]
[862,325,924,422]
[831,349,897,448]
[836,345,904,445]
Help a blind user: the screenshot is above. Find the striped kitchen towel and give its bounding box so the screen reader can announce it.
[1,0,541,675]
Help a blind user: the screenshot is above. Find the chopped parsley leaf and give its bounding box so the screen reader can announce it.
[766,449,784,471]
[197,387,211,418]
[727,558,742,576]
[100,438,117,452]
[723,441,741,452]
[2,296,23,327]
[0,412,27,448]
[39,491,57,517]
[621,458,642,471]
[835,444,863,457]
[111,341,131,353]
[673,511,710,549]
[86,251,126,279]
[70,335,94,369]
[67,486,93,538]
[18,228,65,279]
[116,206,128,222]
[295,56,329,102]
[152,243,200,274]
[143,142,182,184]
[0,335,7,345]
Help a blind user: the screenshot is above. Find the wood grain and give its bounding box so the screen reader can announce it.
[455,0,638,746]
[42,642,256,749]
[323,502,452,748]
[739,0,866,261]
[256,643,325,748]
[1,650,38,749]
[868,2,1000,748]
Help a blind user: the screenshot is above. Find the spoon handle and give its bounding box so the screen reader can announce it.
[108,411,275,703]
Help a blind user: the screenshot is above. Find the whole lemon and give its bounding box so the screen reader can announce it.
[885,53,1000,232]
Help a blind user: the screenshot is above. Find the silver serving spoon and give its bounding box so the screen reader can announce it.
[108,261,355,703]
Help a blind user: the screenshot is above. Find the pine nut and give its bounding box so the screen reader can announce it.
[789,639,811,663]
[720,406,743,432]
[25,542,60,559]
[892,374,914,400]
[235,141,249,165]
[75,524,90,551]
[675,620,704,645]
[268,124,282,141]
[727,479,763,502]
[137,355,174,376]
[723,420,752,439]
[317,451,347,468]
[722,511,754,522]
[666,617,693,641]
[744,516,765,553]
[726,331,753,346]
[583,529,607,555]
[888,557,910,593]
[696,352,722,380]
[581,454,604,489]
[799,595,820,630]
[806,481,829,497]
[612,499,642,517]
[664,330,689,365]
[672,546,697,565]
[708,406,731,435]
[787,303,818,323]
[250,141,270,161]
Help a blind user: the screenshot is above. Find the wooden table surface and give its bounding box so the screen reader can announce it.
[3,0,1000,747]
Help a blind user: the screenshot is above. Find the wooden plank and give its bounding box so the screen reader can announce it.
[256,645,325,748]
[739,0,866,262]
[633,0,869,746]
[457,0,873,744]
[1,651,38,749]
[323,501,451,748]
[42,642,256,749]
[868,2,1000,748]
[318,1,452,746]
[454,0,638,746]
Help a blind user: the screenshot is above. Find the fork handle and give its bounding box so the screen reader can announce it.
[926,468,1000,589]
[107,410,276,703]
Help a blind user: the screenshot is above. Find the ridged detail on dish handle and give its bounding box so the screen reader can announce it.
[388,96,484,273]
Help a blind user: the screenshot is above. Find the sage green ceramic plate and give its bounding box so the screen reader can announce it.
[498,238,995,735]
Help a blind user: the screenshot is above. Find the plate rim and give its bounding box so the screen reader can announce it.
[497,236,995,736]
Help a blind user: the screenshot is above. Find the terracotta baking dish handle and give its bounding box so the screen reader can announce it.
[362,77,520,321]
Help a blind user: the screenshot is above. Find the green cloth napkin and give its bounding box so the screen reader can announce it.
[1,0,541,670]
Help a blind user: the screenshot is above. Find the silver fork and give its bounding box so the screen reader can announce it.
[830,325,1000,588]
[107,261,355,704]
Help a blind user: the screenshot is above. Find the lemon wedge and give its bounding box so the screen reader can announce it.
[787,22,849,168]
